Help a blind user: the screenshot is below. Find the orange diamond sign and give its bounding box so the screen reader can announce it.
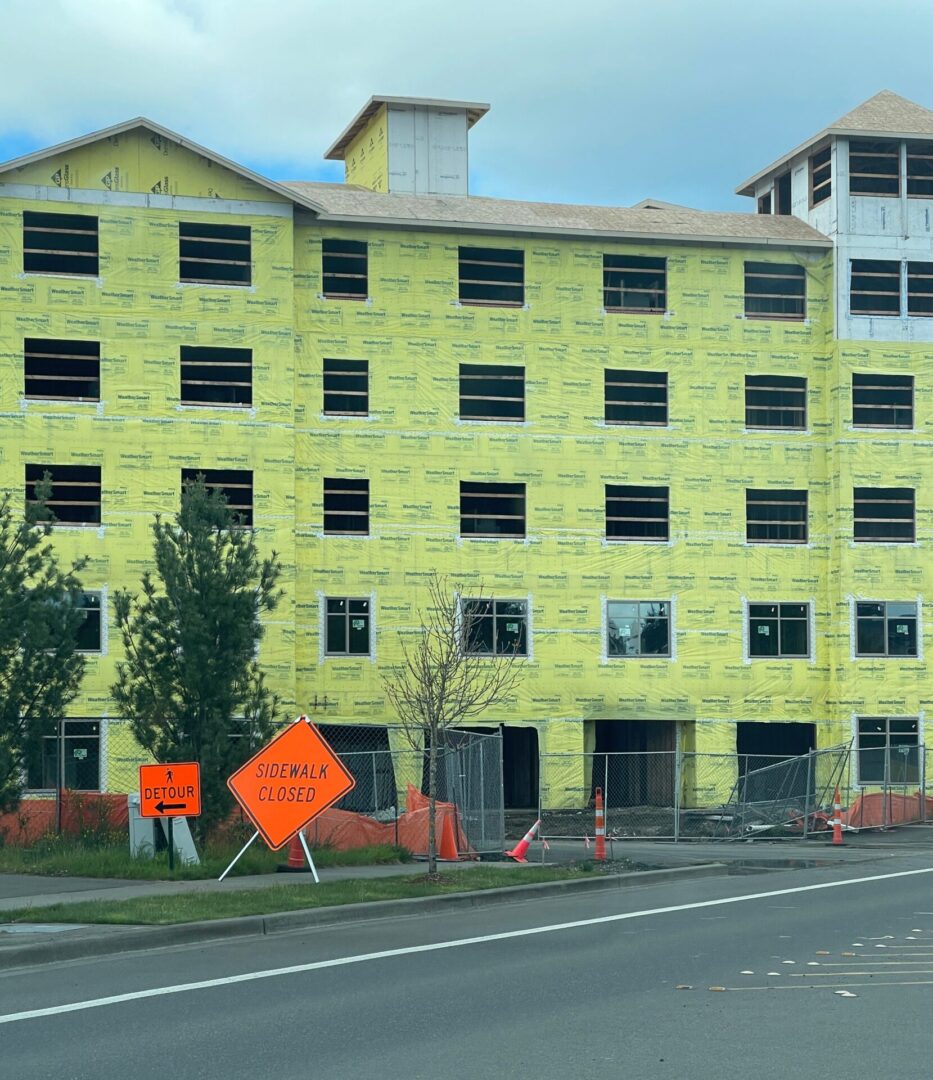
[226,718,355,850]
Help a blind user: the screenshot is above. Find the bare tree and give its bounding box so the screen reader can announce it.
[381,572,524,876]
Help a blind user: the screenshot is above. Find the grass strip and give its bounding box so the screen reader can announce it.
[0,864,608,925]
[0,842,410,880]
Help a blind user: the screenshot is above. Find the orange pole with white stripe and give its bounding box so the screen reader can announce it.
[594,786,607,862]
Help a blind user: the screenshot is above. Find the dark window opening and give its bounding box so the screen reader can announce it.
[908,261,933,316]
[810,145,832,206]
[458,247,524,307]
[459,364,525,421]
[757,191,772,215]
[851,259,900,315]
[179,221,251,286]
[748,602,810,658]
[24,337,100,401]
[180,345,252,407]
[852,373,913,428]
[745,374,806,429]
[460,481,525,538]
[26,720,101,792]
[462,599,527,656]
[744,262,806,320]
[606,484,669,541]
[856,601,918,657]
[324,358,369,415]
[849,138,900,196]
[76,592,102,653]
[746,488,807,544]
[26,463,101,526]
[181,468,253,527]
[607,600,670,657]
[323,477,369,535]
[854,486,915,543]
[322,238,368,299]
[23,211,98,276]
[592,719,676,806]
[605,369,668,426]
[774,172,792,215]
[325,598,371,655]
[857,717,919,784]
[603,254,666,313]
[907,141,933,197]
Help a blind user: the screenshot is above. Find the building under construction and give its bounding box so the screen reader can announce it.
[0,90,929,813]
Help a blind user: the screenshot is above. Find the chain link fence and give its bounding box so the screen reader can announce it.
[7,718,504,857]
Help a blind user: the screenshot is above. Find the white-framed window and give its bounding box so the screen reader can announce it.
[856,716,920,785]
[461,599,528,656]
[325,597,372,655]
[854,601,919,658]
[606,601,671,658]
[747,602,810,659]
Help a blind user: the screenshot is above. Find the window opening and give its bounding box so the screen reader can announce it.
[460,482,525,537]
[745,374,806,430]
[459,364,525,421]
[746,488,807,544]
[606,484,669,541]
[855,602,918,657]
[462,599,527,655]
[744,262,806,320]
[907,141,933,197]
[850,259,900,315]
[323,477,369,535]
[24,338,100,401]
[603,254,666,312]
[857,717,919,784]
[325,598,371,655]
[27,720,101,792]
[907,261,933,315]
[23,211,98,276]
[748,602,810,658]
[322,238,368,299]
[604,369,667,426]
[757,191,772,215]
[607,601,670,657]
[323,358,369,415]
[179,222,251,286]
[853,487,915,543]
[852,373,913,428]
[458,247,524,307]
[849,139,900,196]
[774,172,792,215]
[180,345,252,407]
[181,468,253,527]
[76,592,102,653]
[809,145,832,206]
[26,464,101,526]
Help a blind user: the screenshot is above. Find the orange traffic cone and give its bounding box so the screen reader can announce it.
[438,814,460,861]
[832,787,844,846]
[276,831,308,873]
[505,819,540,863]
[594,787,606,862]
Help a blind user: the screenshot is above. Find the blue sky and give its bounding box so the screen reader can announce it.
[3,0,933,212]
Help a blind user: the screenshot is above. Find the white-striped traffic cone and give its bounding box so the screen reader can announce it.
[505,819,540,863]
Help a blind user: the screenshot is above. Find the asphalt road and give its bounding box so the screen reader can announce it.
[3,854,933,1080]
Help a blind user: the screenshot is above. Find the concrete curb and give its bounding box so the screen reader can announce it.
[0,862,726,970]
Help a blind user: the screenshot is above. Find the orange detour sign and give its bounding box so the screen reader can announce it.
[138,762,201,818]
[226,717,355,850]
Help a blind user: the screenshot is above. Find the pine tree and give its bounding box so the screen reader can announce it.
[112,477,282,835]
[0,475,88,811]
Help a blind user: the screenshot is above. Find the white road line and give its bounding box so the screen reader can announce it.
[3,863,933,1026]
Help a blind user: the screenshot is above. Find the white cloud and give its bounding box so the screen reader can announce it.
[4,0,933,209]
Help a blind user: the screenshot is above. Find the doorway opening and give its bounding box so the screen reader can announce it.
[592,719,676,807]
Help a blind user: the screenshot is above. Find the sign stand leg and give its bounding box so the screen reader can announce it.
[218,830,259,881]
[167,817,175,874]
[298,831,320,884]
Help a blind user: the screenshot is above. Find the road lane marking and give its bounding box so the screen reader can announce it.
[726,980,933,991]
[4,863,933,1026]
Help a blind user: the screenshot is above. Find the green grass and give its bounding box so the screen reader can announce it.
[0,839,410,880]
[0,863,605,925]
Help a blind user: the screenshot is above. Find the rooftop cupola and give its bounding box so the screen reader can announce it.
[324,95,489,196]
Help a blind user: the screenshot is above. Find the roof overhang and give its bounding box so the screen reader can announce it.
[0,116,329,214]
[324,95,490,161]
